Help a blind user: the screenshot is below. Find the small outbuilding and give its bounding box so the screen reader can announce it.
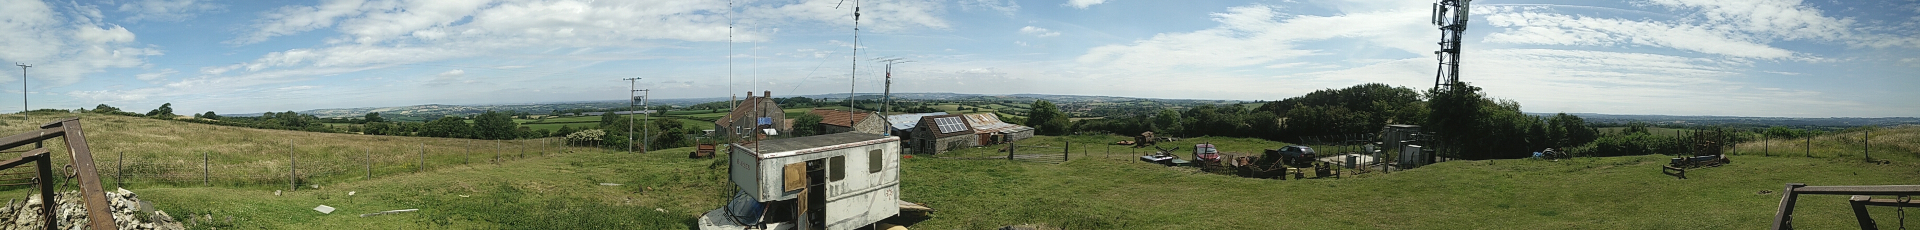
[962,113,1034,146]
[910,114,976,155]
[699,132,903,230]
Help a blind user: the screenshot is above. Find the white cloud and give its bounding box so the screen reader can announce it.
[1481,6,1795,59]
[424,69,472,86]
[743,0,951,32]
[228,0,370,45]
[1076,3,1430,72]
[0,0,160,86]
[1643,0,1852,41]
[1019,26,1059,37]
[135,69,177,81]
[1065,0,1108,9]
[960,0,1019,16]
[117,0,224,23]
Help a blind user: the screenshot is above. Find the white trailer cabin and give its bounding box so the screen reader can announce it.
[700,132,903,230]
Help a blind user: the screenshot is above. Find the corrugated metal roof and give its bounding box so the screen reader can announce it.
[962,113,1033,134]
[885,112,947,130]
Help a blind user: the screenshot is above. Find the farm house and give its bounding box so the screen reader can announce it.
[910,114,976,155]
[883,112,948,152]
[713,91,789,139]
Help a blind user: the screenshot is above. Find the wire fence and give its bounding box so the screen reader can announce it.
[1,137,591,191]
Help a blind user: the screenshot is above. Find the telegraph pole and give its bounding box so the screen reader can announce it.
[624,78,640,154]
[875,58,910,136]
[14,63,29,122]
[637,89,651,154]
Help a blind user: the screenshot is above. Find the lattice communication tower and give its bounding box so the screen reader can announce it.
[1432,0,1470,91]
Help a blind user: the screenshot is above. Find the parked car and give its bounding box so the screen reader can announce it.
[1265,145,1316,166]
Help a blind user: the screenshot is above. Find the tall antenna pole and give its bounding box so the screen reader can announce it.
[624,78,641,154]
[727,0,736,111]
[1432,0,1471,91]
[14,63,28,122]
[844,0,863,131]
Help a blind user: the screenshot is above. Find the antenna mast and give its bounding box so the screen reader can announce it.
[1432,0,1471,90]
[728,0,737,111]
[842,0,862,131]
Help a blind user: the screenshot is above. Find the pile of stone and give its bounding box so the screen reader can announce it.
[0,188,185,230]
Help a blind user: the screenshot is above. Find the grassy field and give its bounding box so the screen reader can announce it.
[0,114,1913,229]
[1596,127,1694,136]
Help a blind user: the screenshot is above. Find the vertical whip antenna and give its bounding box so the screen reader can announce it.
[846,0,862,130]
[728,0,736,110]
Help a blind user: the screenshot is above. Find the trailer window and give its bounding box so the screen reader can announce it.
[869,149,883,173]
[829,156,846,182]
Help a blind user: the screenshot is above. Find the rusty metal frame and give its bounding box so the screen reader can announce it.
[1773,183,1920,230]
[0,117,117,230]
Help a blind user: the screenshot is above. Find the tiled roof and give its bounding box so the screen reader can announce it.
[810,109,873,127]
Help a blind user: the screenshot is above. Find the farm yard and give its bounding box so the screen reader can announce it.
[0,113,1912,229]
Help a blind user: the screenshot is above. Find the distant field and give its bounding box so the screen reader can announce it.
[2,112,1910,229]
[1595,127,1693,136]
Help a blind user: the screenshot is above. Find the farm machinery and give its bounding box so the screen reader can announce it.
[1227,146,1336,179]
[1139,146,1190,167]
[1661,129,1735,179]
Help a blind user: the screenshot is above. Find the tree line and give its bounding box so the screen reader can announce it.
[1065,82,1608,160]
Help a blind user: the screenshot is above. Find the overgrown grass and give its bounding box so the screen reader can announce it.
[0,114,1910,229]
[0,113,581,191]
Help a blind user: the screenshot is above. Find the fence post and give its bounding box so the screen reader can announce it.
[366,148,372,180]
[418,143,425,173]
[495,141,501,164]
[1063,140,1070,162]
[290,142,297,192]
[1862,130,1869,161]
[465,140,471,165]
[1765,133,1769,156]
[1805,135,1811,158]
[203,151,209,187]
[1006,139,1014,160]
[117,151,123,188]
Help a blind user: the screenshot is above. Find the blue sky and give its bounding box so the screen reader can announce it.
[0,0,1915,117]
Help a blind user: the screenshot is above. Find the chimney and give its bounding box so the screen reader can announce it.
[764,90,771,98]
[747,91,754,98]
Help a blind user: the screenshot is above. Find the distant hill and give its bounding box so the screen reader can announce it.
[255,92,1246,119]
[1526,112,1920,128]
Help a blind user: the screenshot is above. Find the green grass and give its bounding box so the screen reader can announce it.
[1,113,1913,229]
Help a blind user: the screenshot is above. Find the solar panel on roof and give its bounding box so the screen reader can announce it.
[935,117,967,133]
